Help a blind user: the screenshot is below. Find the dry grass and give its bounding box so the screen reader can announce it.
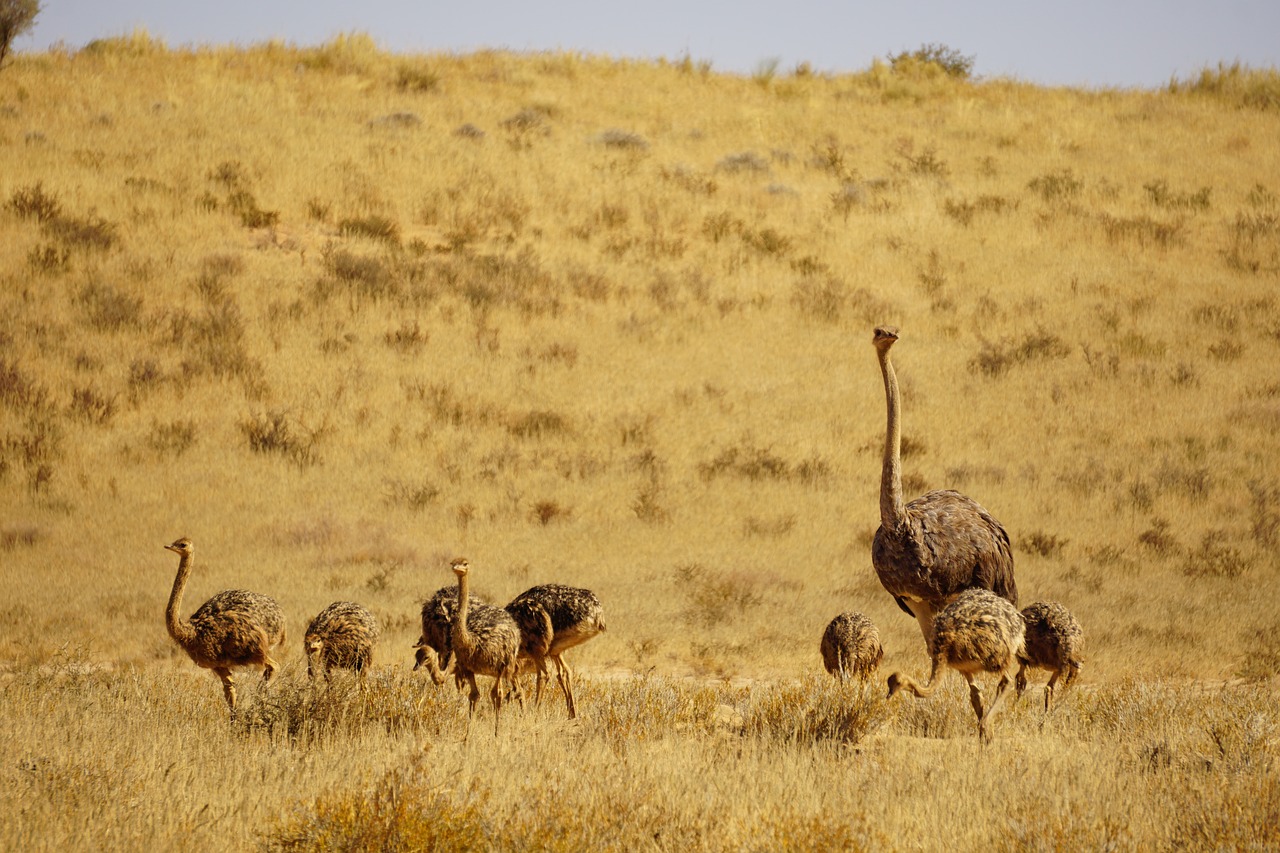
[2,36,1279,849]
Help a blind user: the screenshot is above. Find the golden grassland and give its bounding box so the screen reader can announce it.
[2,33,1279,849]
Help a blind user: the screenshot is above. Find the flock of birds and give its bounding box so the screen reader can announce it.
[162,325,1083,742]
[164,539,604,737]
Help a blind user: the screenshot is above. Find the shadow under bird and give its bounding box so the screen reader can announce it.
[163,537,286,719]
[870,325,1018,655]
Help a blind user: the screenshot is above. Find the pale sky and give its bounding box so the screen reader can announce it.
[19,1,1280,89]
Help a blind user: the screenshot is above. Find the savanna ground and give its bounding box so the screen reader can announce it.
[2,34,1279,850]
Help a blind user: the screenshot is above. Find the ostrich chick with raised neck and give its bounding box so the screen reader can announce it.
[163,537,286,719]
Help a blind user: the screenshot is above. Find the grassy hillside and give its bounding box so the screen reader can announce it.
[2,34,1278,849]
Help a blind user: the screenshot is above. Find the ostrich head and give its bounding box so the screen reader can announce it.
[164,537,193,556]
[885,672,906,698]
[451,557,470,578]
[872,325,899,351]
[305,637,325,676]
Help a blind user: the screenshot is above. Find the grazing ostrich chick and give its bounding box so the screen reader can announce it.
[449,557,521,738]
[871,325,1017,655]
[505,584,606,719]
[820,612,883,681]
[163,537,286,719]
[886,588,1028,742]
[1016,601,1084,712]
[305,601,380,682]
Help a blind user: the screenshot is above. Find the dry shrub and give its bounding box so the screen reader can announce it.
[741,675,887,745]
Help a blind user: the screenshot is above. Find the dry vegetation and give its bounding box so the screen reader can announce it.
[2,33,1279,849]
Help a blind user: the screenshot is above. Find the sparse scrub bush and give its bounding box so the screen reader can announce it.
[597,128,648,150]
[677,563,764,628]
[1144,179,1211,211]
[1021,531,1069,558]
[1100,212,1185,248]
[6,181,61,222]
[716,151,769,173]
[338,214,401,245]
[1183,530,1253,578]
[75,280,143,332]
[316,248,401,304]
[791,276,846,323]
[530,499,571,525]
[1138,518,1179,555]
[44,212,118,251]
[659,164,717,196]
[969,328,1072,377]
[66,386,116,425]
[507,409,570,439]
[741,675,887,745]
[1248,480,1279,547]
[240,410,324,467]
[1168,62,1280,111]
[226,189,280,228]
[26,242,71,275]
[146,418,197,457]
[943,194,1017,226]
[888,43,975,79]
[382,320,426,353]
[892,138,949,177]
[1028,168,1083,202]
[384,477,440,511]
[393,63,440,93]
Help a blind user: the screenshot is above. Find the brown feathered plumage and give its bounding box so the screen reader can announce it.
[163,537,285,719]
[871,325,1017,654]
[305,601,380,681]
[413,585,488,688]
[449,558,521,738]
[820,611,883,680]
[1016,600,1084,712]
[886,588,1028,742]
[506,583,606,718]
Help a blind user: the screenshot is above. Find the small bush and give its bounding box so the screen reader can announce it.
[240,410,322,467]
[888,43,974,79]
[1028,169,1083,202]
[1183,530,1253,578]
[76,281,143,332]
[66,387,116,425]
[597,128,649,150]
[147,419,197,457]
[394,64,440,93]
[970,329,1072,377]
[6,182,61,222]
[531,500,571,526]
[716,151,769,174]
[45,213,118,251]
[384,478,440,511]
[338,214,401,245]
[226,190,279,228]
[742,675,887,745]
[1021,531,1069,559]
[507,410,570,439]
[1144,180,1211,211]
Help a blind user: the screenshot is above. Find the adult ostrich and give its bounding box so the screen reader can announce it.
[871,325,1017,654]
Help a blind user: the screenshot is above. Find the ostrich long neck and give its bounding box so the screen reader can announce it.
[878,346,906,531]
[166,553,197,648]
[451,572,475,659]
